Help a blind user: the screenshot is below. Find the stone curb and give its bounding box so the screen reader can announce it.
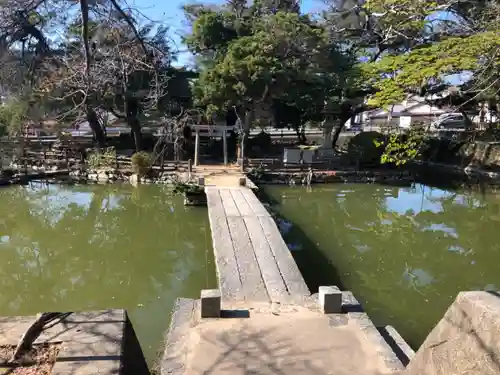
[379,325,415,366]
[249,170,414,185]
[160,298,196,375]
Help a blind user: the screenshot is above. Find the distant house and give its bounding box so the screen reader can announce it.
[354,95,447,128]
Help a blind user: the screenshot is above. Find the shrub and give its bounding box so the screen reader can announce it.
[131,151,152,176]
[0,168,15,178]
[379,129,426,165]
[87,147,116,170]
[251,131,271,152]
[248,163,266,181]
[347,131,386,166]
[172,181,203,195]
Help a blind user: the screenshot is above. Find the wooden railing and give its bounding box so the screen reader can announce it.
[1,139,190,172]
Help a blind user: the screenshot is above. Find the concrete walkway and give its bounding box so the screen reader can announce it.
[161,297,404,375]
[196,166,246,187]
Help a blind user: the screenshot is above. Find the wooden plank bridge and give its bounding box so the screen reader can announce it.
[205,185,310,305]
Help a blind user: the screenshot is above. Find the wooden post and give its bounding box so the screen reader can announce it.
[194,128,200,167]
[222,129,228,166]
[188,159,192,180]
[21,138,27,175]
[240,133,245,173]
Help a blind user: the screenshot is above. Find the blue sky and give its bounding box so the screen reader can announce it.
[134,0,468,86]
[132,0,325,66]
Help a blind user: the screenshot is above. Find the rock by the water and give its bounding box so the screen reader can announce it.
[129,174,139,185]
[97,172,109,182]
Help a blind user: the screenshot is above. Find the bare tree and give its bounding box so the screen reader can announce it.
[1,0,173,150]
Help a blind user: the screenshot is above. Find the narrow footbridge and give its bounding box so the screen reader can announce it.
[160,183,407,375]
[205,185,310,305]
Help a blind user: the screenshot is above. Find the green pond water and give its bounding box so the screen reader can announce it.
[264,183,500,350]
[0,183,216,366]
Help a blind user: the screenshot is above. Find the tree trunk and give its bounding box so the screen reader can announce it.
[322,119,334,148]
[479,102,486,123]
[239,109,253,159]
[331,122,344,149]
[243,109,253,133]
[331,113,351,149]
[458,108,474,130]
[332,104,372,149]
[10,312,68,363]
[87,108,105,147]
[129,117,142,152]
[125,98,142,152]
[294,126,306,144]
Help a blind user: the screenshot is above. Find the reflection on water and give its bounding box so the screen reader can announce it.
[402,267,434,288]
[0,183,216,365]
[276,218,293,235]
[265,183,500,349]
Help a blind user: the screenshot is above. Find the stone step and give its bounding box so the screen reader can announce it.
[160,298,405,375]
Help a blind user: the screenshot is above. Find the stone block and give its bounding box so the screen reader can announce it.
[201,289,221,318]
[283,148,301,164]
[405,291,500,375]
[318,286,342,314]
[87,173,98,181]
[302,150,314,163]
[239,177,246,186]
[98,172,109,182]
